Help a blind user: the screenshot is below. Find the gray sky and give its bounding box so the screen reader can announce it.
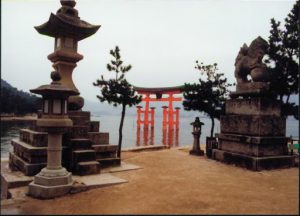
[2,0,296,102]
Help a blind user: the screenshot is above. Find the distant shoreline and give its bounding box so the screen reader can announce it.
[1,114,37,122]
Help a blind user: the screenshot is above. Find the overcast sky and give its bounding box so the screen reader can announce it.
[2,0,296,102]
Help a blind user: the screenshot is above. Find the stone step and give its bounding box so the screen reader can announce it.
[88,132,109,145]
[68,111,91,118]
[97,157,121,168]
[212,149,295,171]
[69,115,90,126]
[75,161,100,176]
[89,121,100,132]
[19,129,48,147]
[70,126,90,138]
[73,150,96,163]
[9,152,46,176]
[11,139,47,163]
[92,144,118,153]
[70,138,92,150]
[95,152,117,160]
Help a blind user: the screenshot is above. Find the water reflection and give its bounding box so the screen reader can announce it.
[1,121,33,157]
[136,127,155,146]
[162,128,179,147]
[136,126,179,147]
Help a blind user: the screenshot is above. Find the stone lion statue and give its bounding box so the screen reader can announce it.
[234,36,269,84]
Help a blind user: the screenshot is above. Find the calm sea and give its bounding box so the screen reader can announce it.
[1,115,299,158]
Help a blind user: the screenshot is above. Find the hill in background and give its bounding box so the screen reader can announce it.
[1,79,41,115]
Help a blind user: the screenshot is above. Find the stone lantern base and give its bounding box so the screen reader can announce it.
[189,131,204,156]
[28,168,73,199]
[189,149,204,156]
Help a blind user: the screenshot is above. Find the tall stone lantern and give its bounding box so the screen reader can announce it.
[35,0,100,110]
[28,71,78,199]
[189,117,205,156]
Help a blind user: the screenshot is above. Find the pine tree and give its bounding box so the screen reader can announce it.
[183,62,233,137]
[265,0,299,119]
[93,46,142,158]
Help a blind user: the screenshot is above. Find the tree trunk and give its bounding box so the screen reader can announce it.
[280,94,284,103]
[117,104,126,158]
[210,117,215,138]
[286,94,290,104]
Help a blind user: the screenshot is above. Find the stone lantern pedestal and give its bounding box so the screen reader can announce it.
[190,131,204,156]
[28,129,73,199]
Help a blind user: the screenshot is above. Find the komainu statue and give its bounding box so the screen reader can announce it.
[234,36,269,84]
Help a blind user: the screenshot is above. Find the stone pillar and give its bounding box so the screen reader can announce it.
[150,107,155,128]
[190,131,204,156]
[28,130,73,199]
[47,134,63,170]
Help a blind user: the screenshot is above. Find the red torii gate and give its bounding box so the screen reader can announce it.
[133,86,184,129]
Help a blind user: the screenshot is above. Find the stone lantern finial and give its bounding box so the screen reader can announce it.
[60,0,76,8]
[50,71,61,83]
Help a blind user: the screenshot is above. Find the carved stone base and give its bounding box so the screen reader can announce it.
[217,133,289,157]
[220,115,285,136]
[189,149,204,156]
[225,98,281,116]
[230,82,275,98]
[28,170,73,199]
[212,149,294,171]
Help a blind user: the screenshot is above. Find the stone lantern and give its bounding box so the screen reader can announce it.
[189,117,204,156]
[28,71,78,199]
[34,0,100,111]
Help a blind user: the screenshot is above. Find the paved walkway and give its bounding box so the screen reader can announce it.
[1,147,299,214]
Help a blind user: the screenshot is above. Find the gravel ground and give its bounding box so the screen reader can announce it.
[1,147,299,215]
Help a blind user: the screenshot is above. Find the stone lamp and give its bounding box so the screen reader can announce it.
[34,0,100,111]
[189,117,205,156]
[27,71,78,199]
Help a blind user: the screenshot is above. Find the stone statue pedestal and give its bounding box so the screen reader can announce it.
[190,131,204,156]
[212,83,294,171]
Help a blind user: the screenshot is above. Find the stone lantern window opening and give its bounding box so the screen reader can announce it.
[43,99,49,114]
[64,100,68,114]
[55,37,77,52]
[53,99,62,114]
[42,97,68,116]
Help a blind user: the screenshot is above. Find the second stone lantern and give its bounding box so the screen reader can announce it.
[190,117,205,156]
[35,0,100,110]
[28,71,78,199]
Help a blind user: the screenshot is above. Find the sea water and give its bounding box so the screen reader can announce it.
[1,115,298,158]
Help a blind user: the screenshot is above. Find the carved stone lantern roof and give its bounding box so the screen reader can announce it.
[34,0,100,41]
[30,81,79,98]
[30,72,79,98]
[30,71,79,131]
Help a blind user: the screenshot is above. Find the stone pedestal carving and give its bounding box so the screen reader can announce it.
[212,83,294,170]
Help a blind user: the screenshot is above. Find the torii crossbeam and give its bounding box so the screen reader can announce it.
[133,85,184,129]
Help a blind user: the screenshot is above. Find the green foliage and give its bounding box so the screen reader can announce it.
[94,46,141,108]
[265,0,299,119]
[1,79,41,115]
[93,46,142,157]
[183,62,233,137]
